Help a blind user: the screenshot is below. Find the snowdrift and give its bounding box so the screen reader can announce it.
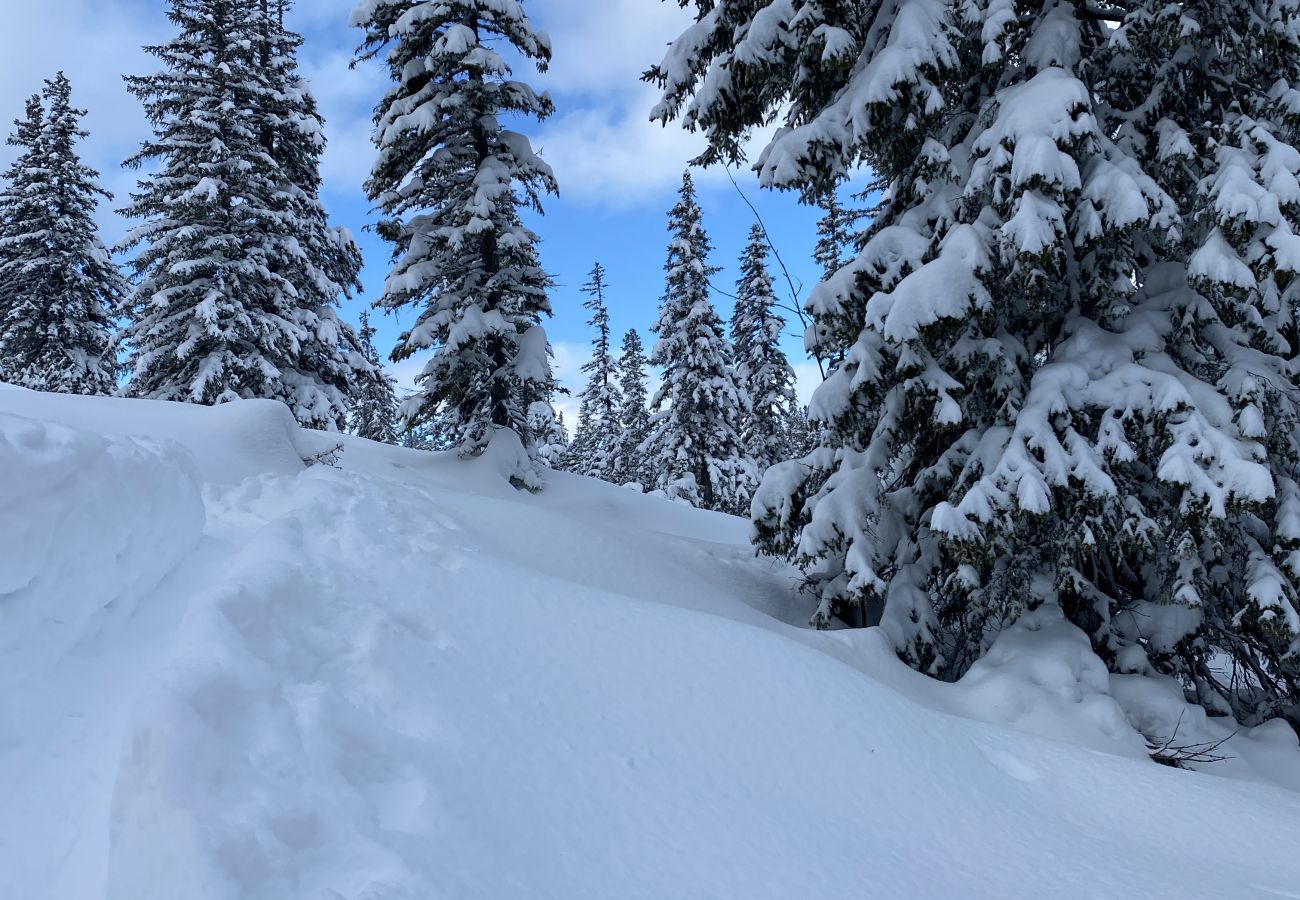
[2,385,1300,899]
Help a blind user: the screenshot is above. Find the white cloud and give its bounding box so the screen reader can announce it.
[0,1,170,244]
[533,86,782,209]
[532,0,690,100]
[285,0,359,31]
[525,0,782,210]
[534,89,706,207]
[297,46,387,193]
[547,339,588,429]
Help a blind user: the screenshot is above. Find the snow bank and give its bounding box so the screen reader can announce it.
[0,384,307,484]
[952,605,1150,757]
[3,387,1300,899]
[0,403,206,898]
[0,410,203,663]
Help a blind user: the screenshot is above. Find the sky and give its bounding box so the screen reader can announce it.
[0,0,845,427]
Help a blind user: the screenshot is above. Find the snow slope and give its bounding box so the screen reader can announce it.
[3,384,1300,899]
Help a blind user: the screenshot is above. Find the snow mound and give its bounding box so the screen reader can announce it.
[0,384,308,484]
[3,388,1300,900]
[953,605,1150,756]
[0,410,203,662]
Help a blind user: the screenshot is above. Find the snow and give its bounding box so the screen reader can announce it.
[3,385,1300,899]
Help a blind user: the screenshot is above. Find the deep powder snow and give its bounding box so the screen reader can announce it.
[2,384,1300,899]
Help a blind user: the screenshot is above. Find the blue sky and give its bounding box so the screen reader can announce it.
[0,0,841,423]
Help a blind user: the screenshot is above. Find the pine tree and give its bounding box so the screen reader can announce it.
[119,0,364,429]
[566,262,624,480]
[614,327,651,486]
[642,172,754,513]
[649,0,1300,728]
[353,0,558,482]
[350,311,400,443]
[731,223,797,473]
[0,75,122,394]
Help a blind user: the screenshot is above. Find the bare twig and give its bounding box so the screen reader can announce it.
[1146,710,1237,768]
[303,442,346,469]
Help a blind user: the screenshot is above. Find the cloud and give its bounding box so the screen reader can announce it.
[285,0,359,32]
[547,339,588,429]
[525,0,780,210]
[532,0,690,100]
[533,86,782,209]
[0,1,171,243]
[296,46,387,193]
[533,89,708,208]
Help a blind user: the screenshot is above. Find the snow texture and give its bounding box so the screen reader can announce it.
[3,386,1300,899]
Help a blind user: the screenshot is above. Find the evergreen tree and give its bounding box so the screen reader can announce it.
[785,403,816,459]
[650,0,1300,728]
[528,400,570,469]
[119,0,364,429]
[0,75,122,394]
[350,310,400,443]
[353,0,558,482]
[0,96,44,311]
[731,223,797,472]
[259,0,368,424]
[812,189,859,282]
[642,172,754,513]
[614,327,651,486]
[399,415,458,452]
[566,262,624,480]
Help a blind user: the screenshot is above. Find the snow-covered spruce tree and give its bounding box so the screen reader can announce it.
[614,327,651,485]
[352,0,558,483]
[642,172,755,512]
[350,311,400,443]
[119,0,363,429]
[0,95,44,311]
[400,416,459,451]
[785,403,816,459]
[528,400,570,469]
[649,0,1300,727]
[566,262,624,480]
[812,188,860,282]
[731,223,798,472]
[0,75,122,394]
[258,0,368,425]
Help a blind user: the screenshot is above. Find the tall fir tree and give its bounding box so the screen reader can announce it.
[614,327,651,486]
[119,0,364,429]
[0,96,45,308]
[352,0,558,483]
[731,223,798,473]
[259,0,368,424]
[642,172,755,513]
[566,262,624,480]
[0,75,122,394]
[650,0,1300,728]
[350,311,400,443]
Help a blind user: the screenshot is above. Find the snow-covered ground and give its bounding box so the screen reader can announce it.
[3,384,1300,900]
